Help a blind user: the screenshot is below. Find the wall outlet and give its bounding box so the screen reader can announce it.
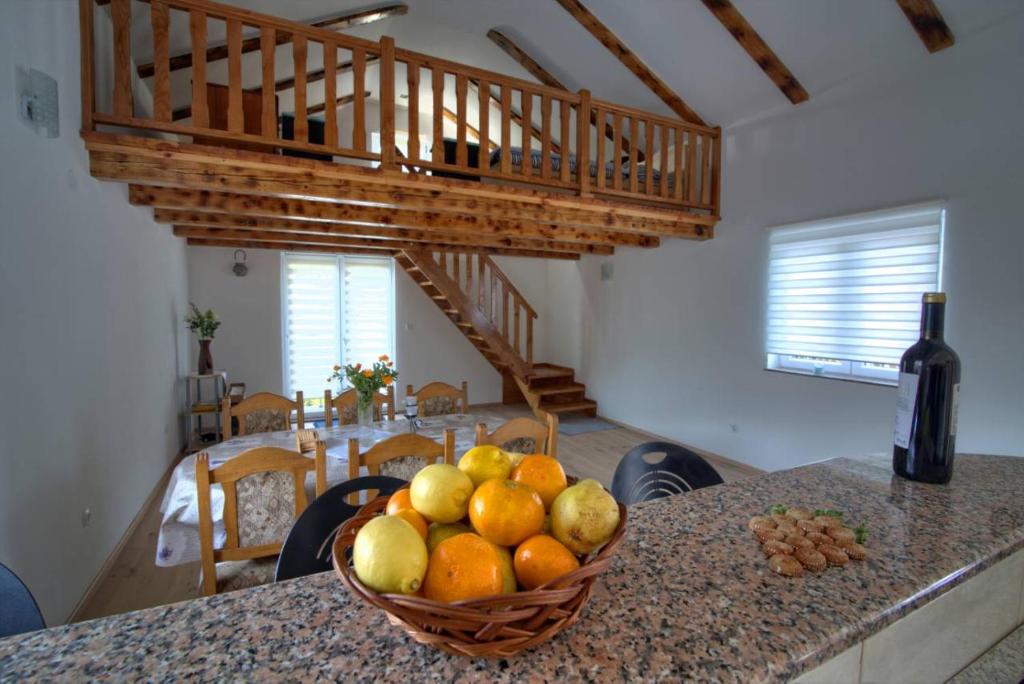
[81,508,92,528]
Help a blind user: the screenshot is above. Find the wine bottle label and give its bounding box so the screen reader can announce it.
[894,371,919,449]
[949,383,961,436]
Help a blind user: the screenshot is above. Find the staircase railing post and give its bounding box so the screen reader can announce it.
[379,36,397,171]
[577,89,591,197]
[79,0,95,132]
[526,315,534,367]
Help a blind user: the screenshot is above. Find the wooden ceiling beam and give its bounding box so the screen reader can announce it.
[173,226,583,259]
[156,210,619,253]
[698,0,808,105]
[485,28,639,161]
[273,56,379,94]
[186,237,398,256]
[130,186,670,245]
[307,91,371,116]
[133,5,407,78]
[552,0,706,126]
[442,108,497,152]
[182,236,577,260]
[84,136,711,235]
[895,0,955,53]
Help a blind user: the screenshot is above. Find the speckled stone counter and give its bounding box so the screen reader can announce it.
[2,454,1023,682]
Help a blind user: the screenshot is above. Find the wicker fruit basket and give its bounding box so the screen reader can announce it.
[332,486,627,658]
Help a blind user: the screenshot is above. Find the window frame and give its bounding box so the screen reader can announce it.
[280,252,396,414]
[763,202,946,387]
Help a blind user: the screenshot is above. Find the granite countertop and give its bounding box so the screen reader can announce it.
[2,454,1022,682]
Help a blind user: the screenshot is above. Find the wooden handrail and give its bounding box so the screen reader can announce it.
[82,0,721,217]
[481,255,537,319]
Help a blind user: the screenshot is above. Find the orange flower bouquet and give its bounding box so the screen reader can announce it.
[329,356,397,425]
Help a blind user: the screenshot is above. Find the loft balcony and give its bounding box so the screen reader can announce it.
[80,0,720,258]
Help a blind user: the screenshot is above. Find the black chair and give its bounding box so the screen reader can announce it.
[611,442,725,505]
[1,563,44,638]
[275,475,406,582]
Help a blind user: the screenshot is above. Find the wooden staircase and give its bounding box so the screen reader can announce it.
[396,250,598,418]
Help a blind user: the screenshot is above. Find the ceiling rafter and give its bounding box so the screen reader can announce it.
[172,225,590,258]
[552,0,705,126]
[485,28,640,161]
[895,0,955,53]
[181,235,581,260]
[157,210,619,253]
[127,185,684,244]
[307,91,371,116]
[698,0,808,105]
[131,4,407,78]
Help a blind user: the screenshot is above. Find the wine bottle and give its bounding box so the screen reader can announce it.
[893,293,961,483]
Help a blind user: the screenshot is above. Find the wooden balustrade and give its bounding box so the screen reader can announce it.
[435,252,537,368]
[80,0,721,216]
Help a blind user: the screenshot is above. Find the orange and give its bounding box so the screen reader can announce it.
[422,533,504,603]
[469,479,545,546]
[513,534,580,590]
[385,489,414,516]
[392,509,428,541]
[510,455,568,510]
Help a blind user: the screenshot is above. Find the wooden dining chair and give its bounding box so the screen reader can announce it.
[346,430,455,503]
[475,413,559,458]
[195,443,327,596]
[323,386,396,427]
[406,381,469,417]
[221,391,304,437]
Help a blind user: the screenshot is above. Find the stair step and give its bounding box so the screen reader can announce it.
[532,383,586,396]
[431,295,449,301]
[455,321,473,328]
[540,399,598,414]
[467,334,485,342]
[443,308,458,315]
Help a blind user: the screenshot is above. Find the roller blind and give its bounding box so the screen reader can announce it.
[282,254,394,401]
[766,202,945,367]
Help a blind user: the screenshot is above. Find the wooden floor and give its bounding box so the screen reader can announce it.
[72,404,759,623]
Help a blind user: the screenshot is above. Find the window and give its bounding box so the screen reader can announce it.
[282,254,395,413]
[765,202,945,385]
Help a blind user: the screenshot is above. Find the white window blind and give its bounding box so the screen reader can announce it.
[282,254,394,402]
[766,202,945,373]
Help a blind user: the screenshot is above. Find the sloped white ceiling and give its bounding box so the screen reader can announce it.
[127,0,1024,128]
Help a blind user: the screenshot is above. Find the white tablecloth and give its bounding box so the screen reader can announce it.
[155,413,504,567]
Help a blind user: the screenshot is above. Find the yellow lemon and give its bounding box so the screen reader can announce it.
[505,451,527,468]
[352,515,428,594]
[457,445,513,488]
[426,522,473,553]
[410,463,474,523]
[550,479,620,555]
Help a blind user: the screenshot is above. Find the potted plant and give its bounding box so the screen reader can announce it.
[329,355,397,426]
[185,303,221,375]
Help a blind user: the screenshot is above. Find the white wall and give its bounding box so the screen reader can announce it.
[186,247,555,406]
[566,13,1024,471]
[0,2,189,624]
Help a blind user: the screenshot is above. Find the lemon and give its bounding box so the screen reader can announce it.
[426,522,472,553]
[352,515,428,594]
[410,463,474,523]
[458,445,513,488]
[550,479,620,555]
[505,451,527,468]
[490,543,518,594]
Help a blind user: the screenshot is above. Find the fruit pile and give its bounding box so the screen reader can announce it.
[352,445,621,602]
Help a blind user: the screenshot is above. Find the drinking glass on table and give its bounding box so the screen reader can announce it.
[404,397,418,432]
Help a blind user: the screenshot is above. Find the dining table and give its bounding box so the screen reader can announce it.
[155,411,510,567]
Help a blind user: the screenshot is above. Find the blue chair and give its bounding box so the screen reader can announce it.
[275,476,406,582]
[1,563,44,638]
[611,442,724,505]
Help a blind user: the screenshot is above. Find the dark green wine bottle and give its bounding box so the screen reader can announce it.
[893,293,961,483]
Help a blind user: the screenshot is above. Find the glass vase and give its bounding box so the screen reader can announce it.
[356,392,374,426]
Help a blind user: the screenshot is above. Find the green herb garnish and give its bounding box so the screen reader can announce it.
[768,504,789,515]
[813,509,844,519]
[854,523,868,545]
